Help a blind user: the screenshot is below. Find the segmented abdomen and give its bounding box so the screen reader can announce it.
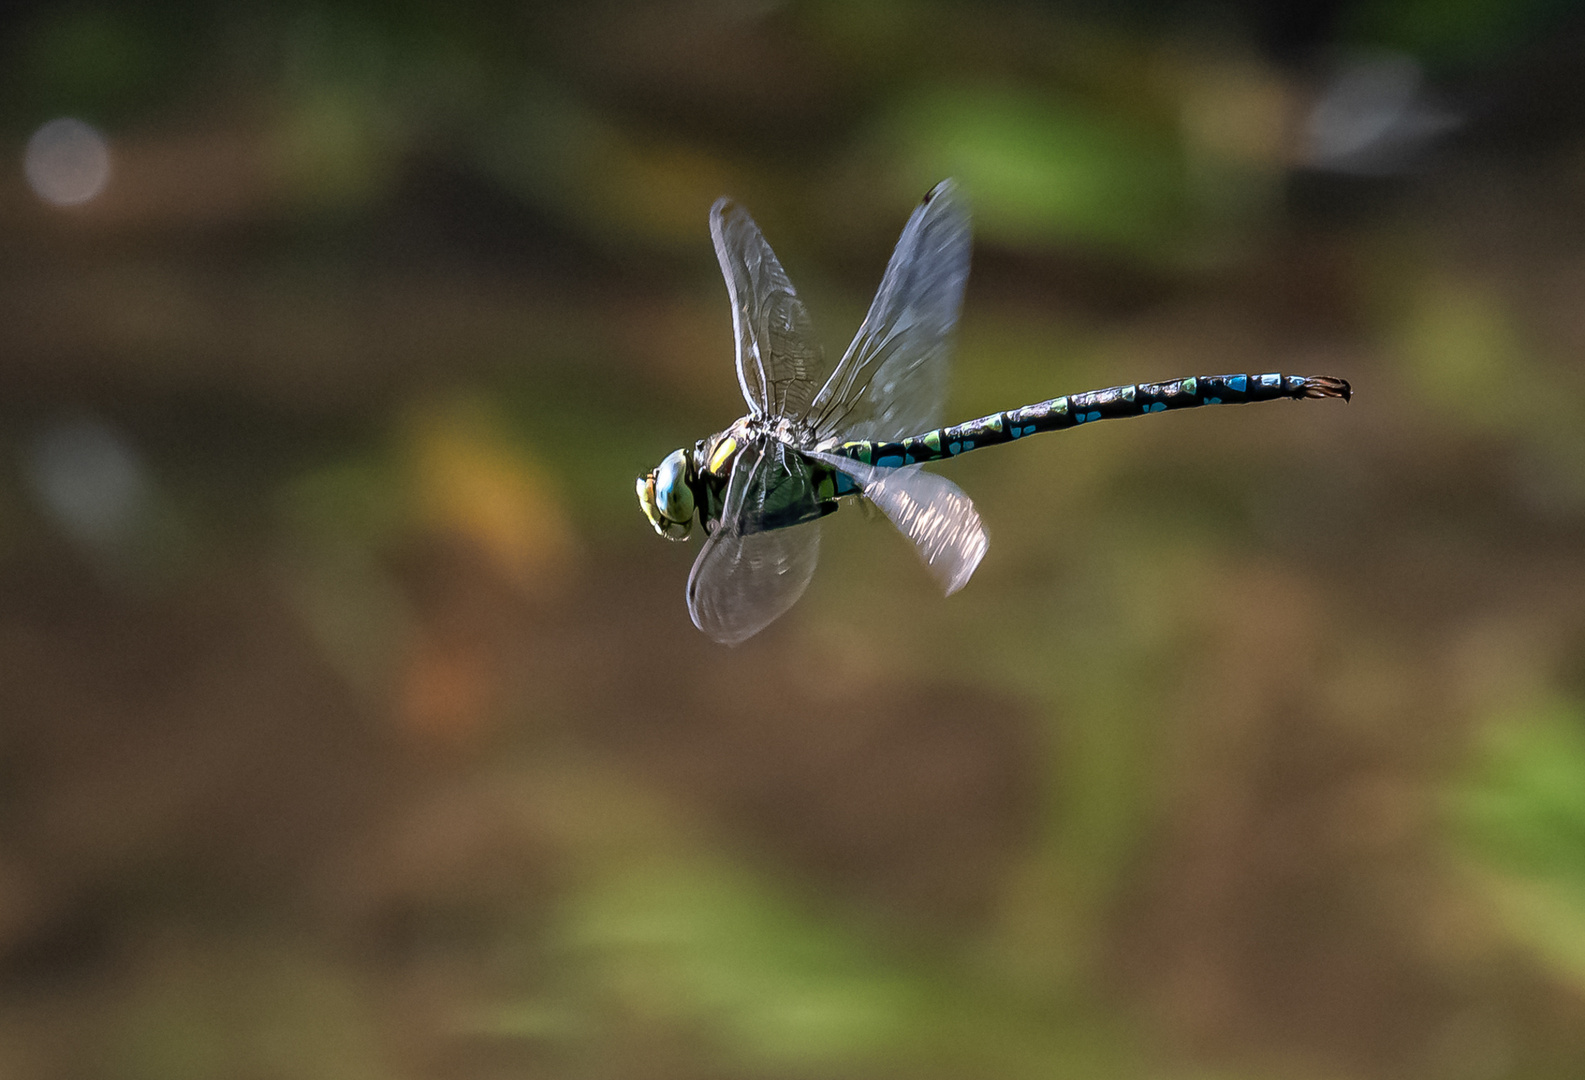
[831,373,1350,467]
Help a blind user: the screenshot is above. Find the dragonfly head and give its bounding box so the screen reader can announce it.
[637,447,696,540]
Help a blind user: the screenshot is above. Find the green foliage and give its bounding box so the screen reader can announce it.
[564,860,922,1068]
[1346,0,1571,70]
[1452,700,1585,983]
[890,83,1188,260]
[482,789,1143,1079]
[21,8,166,118]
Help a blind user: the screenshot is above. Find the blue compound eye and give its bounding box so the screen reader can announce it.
[654,449,694,525]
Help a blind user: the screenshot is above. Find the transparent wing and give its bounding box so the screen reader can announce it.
[687,440,822,645]
[811,451,987,594]
[711,198,832,421]
[809,180,972,444]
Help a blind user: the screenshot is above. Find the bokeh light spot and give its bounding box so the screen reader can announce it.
[24,117,111,206]
[25,416,148,548]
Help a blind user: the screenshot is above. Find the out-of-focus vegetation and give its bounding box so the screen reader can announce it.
[2,1,1585,1078]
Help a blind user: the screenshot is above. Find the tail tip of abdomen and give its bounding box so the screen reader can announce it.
[1301,376,1351,402]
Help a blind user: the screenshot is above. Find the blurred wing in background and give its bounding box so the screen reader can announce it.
[711,198,832,423]
[687,440,822,644]
[809,180,972,444]
[813,451,986,595]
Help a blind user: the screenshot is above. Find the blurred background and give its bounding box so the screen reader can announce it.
[1,1,1584,1077]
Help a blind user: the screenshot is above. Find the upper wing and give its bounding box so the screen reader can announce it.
[807,180,972,444]
[711,198,832,422]
[811,451,987,595]
[687,439,822,644]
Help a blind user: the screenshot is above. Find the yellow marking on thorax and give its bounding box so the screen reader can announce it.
[707,435,739,476]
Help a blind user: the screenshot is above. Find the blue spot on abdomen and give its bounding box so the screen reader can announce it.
[1229,375,1248,393]
[875,454,904,469]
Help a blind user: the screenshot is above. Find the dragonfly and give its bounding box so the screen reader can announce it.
[637,180,1350,644]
